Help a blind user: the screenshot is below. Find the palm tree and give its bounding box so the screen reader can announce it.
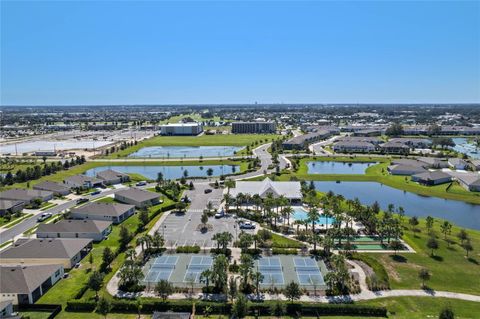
[200,269,213,291]
[282,206,294,225]
[307,206,320,232]
[223,193,233,212]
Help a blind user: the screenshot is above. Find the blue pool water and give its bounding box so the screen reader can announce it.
[85,164,240,180]
[128,146,244,158]
[312,181,480,230]
[292,206,336,226]
[307,161,377,174]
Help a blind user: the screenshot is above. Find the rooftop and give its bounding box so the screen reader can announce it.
[0,264,63,294]
[71,202,135,217]
[0,238,92,260]
[36,219,111,234]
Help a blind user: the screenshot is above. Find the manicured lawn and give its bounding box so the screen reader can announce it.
[0,212,27,227]
[2,213,33,228]
[270,233,303,248]
[368,217,480,295]
[104,134,280,158]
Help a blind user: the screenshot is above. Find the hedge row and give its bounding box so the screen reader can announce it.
[272,248,298,255]
[67,299,387,317]
[175,245,200,253]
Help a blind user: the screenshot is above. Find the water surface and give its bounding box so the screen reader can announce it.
[307,161,377,174]
[312,181,480,230]
[128,146,244,158]
[452,138,480,159]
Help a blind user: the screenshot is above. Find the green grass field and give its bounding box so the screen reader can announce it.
[368,217,480,295]
[104,133,280,158]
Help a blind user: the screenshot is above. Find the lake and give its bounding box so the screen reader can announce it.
[312,181,480,230]
[128,146,244,158]
[453,138,480,159]
[307,161,377,174]
[85,164,240,180]
[0,140,112,155]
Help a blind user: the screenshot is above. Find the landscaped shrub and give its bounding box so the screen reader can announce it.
[66,300,96,312]
[210,248,232,257]
[175,245,200,253]
[272,248,298,255]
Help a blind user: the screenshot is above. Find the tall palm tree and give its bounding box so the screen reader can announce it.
[282,206,294,225]
[307,206,320,232]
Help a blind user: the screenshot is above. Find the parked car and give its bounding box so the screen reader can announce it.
[181,196,191,203]
[214,209,225,219]
[239,221,256,229]
[76,198,89,204]
[37,213,52,222]
[90,190,101,195]
[204,188,212,194]
[136,181,147,186]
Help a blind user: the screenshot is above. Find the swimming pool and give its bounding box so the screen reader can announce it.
[291,206,336,226]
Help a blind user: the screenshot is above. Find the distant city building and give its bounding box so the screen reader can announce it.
[231,121,276,134]
[159,123,203,136]
[33,150,57,157]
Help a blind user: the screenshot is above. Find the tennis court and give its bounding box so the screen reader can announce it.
[294,257,325,286]
[184,256,213,283]
[145,255,178,282]
[257,256,285,285]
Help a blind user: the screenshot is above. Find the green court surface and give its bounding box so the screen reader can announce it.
[142,253,213,290]
[255,255,328,290]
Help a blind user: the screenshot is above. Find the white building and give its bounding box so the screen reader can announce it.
[159,122,203,136]
[230,178,302,202]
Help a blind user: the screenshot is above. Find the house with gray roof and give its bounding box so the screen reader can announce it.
[417,157,449,169]
[230,178,302,203]
[411,171,452,186]
[469,160,480,171]
[0,200,24,217]
[0,300,16,318]
[0,189,53,204]
[36,220,112,242]
[282,129,333,150]
[33,181,71,196]
[69,202,134,224]
[0,264,64,305]
[455,174,480,192]
[63,174,104,189]
[96,169,130,185]
[448,158,469,170]
[332,141,376,153]
[0,238,92,269]
[114,188,160,208]
[387,164,426,176]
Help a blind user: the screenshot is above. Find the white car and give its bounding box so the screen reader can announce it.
[214,209,225,219]
[37,213,52,222]
[239,221,256,229]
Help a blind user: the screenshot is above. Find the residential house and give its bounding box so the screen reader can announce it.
[0,264,64,305]
[456,174,480,192]
[69,202,135,224]
[411,171,452,186]
[282,129,333,150]
[448,158,469,170]
[0,189,53,204]
[114,188,160,208]
[63,175,104,189]
[0,238,92,269]
[417,157,449,169]
[96,169,130,185]
[33,181,70,196]
[0,300,15,318]
[36,220,112,242]
[469,160,480,171]
[0,200,24,217]
[332,141,376,153]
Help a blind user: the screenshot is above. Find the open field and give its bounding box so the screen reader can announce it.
[368,216,480,295]
[103,134,280,158]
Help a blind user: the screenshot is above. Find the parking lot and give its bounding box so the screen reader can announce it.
[159,181,255,248]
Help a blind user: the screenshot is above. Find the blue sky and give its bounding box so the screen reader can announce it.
[1,1,479,105]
